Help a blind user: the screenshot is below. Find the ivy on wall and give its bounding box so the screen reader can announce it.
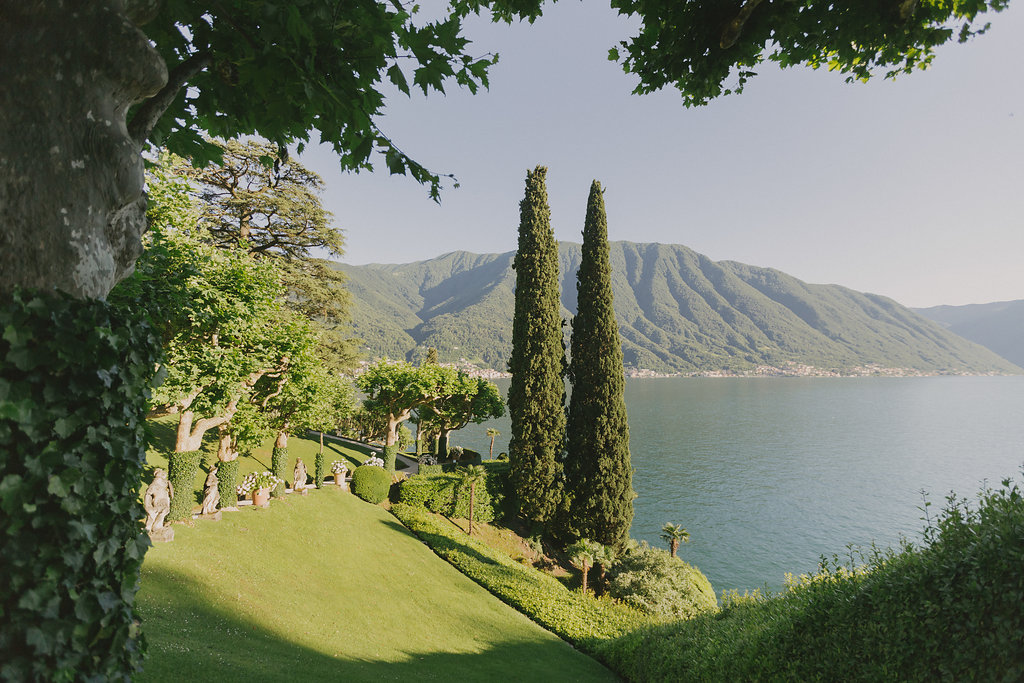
[0,291,159,680]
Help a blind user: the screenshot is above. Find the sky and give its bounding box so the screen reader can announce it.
[300,3,1024,309]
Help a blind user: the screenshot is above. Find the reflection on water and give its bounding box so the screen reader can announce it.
[455,376,1024,592]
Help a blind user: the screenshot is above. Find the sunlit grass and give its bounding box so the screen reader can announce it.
[137,490,615,681]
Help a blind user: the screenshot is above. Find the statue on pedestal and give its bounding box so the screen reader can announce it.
[144,469,174,542]
[200,466,220,518]
[293,458,308,493]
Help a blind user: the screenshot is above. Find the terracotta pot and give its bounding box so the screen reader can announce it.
[252,487,270,508]
[334,473,346,488]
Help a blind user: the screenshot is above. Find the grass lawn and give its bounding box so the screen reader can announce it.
[136,489,616,681]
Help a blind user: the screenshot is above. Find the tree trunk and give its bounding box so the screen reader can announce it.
[489,436,495,459]
[670,539,679,557]
[438,430,450,459]
[468,482,476,536]
[319,431,324,455]
[175,411,203,452]
[0,3,167,298]
[581,565,589,594]
[216,426,238,462]
[275,430,289,449]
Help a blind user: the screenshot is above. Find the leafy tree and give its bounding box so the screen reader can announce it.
[608,1,1010,107]
[660,522,691,558]
[508,166,566,528]
[564,181,634,550]
[486,427,501,459]
[423,374,505,458]
[458,465,489,536]
[567,539,605,595]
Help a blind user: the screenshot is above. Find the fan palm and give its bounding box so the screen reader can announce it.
[566,539,604,594]
[660,522,690,557]
[458,465,487,536]
[485,428,500,459]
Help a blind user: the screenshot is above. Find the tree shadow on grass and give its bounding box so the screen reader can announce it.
[137,565,615,682]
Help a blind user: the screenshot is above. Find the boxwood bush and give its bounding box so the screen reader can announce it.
[351,465,391,504]
[398,474,495,524]
[606,540,717,619]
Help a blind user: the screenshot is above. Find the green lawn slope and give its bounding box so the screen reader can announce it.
[136,490,615,681]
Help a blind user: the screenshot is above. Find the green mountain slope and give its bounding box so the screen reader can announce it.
[914,299,1024,369]
[337,242,1019,375]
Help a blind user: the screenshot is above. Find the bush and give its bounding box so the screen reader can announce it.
[606,540,717,620]
[167,450,202,522]
[351,465,391,504]
[398,473,496,524]
[313,451,325,488]
[217,459,239,508]
[598,477,1024,682]
[382,444,398,471]
[270,447,288,498]
[417,463,443,476]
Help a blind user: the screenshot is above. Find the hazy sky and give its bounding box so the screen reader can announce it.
[301,3,1024,308]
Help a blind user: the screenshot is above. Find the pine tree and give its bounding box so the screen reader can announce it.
[508,166,566,527]
[564,180,634,550]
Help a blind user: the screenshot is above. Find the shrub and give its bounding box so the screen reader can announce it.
[382,444,398,471]
[270,447,288,498]
[599,477,1024,682]
[417,463,443,477]
[606,540,717,619]
[217,459,239,507]
[167,450,202,522]
[314,451,325,488]
[351,465,391,504]
[398,473,496,524]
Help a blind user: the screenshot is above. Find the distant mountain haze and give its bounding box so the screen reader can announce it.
[335,242,1021,375]
[914,300,1024,369]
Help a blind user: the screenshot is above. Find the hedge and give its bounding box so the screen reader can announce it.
[217,459,239,508]
[166,450,202,522]
[0,291,158,680]
[270,447,287,498]
[351,465,391,504]
[398,474,496,524]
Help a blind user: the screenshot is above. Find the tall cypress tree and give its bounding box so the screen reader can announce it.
[565,180,634,549]
[508,166,566,527]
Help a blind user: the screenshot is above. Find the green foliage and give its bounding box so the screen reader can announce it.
[400,470,497,524]
[314,451,325,489]
[351,465,391,504]
[605,540,717,620]
[271,447,288,498]
[599,478,1024,681]
[0,291,158,680]
[391,503,652,658]
[167,450,203,522]
[607,0,1010,107]
[564,181,634,549]
[508,167,567,527]
[340,242,1018,375]
[660,522,690,556]
[218,459,239,508]
[382,444,399,472]
[420,375,504,458]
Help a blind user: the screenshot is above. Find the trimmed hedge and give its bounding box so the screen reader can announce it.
[166,450,202,522]
[314,451,325,488]
[270,447,287,498]
[391,503,652,656]
[382,444,398,471]
[398,474,496,524]
[0,291,158,680]
[351,465,391,504]
[217,459,239,508]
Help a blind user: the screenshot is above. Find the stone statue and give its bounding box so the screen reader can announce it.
[293,458,308,492]
[144,469,173,532]
[200,466,220,516]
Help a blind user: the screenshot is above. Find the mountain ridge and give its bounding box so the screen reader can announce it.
[335,242,1020,376]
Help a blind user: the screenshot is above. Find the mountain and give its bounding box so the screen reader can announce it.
[336,242,1020,375]
[914,300,1024,369]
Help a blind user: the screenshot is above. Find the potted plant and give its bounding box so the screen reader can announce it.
[237,471,283,508]
[364,455,385,468]
[331,460,348,488]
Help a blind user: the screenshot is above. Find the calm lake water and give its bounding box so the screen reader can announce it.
[456,376,1024,593]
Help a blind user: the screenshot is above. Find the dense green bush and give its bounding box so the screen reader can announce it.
[398,473,495,524]
[217,459,239,507]
[606,540,717,619]
[599,477,1024,681]
[382,444,398,471]
[166,450,202,522]
[351,465,391,504]
[391,503,651,655]
[417,463,444,477]
[0,291,158,680]
[270,447,288,498]
[314,451,325,488]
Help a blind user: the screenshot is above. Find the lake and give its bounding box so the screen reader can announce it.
[455,376,1024,593]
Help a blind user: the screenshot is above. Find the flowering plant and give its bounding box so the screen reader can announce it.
[364,456,385,468]
[237,471,283,497]
[330,460,348,475]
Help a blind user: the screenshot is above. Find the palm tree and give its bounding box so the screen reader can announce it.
[485,427,500,459]
[592,543,616,596]
[660,522,690,557]
[567,539,603,594]
[458,465,487,536]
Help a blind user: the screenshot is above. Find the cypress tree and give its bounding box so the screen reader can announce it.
[565,180,634,550]
[508,166,566,527]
